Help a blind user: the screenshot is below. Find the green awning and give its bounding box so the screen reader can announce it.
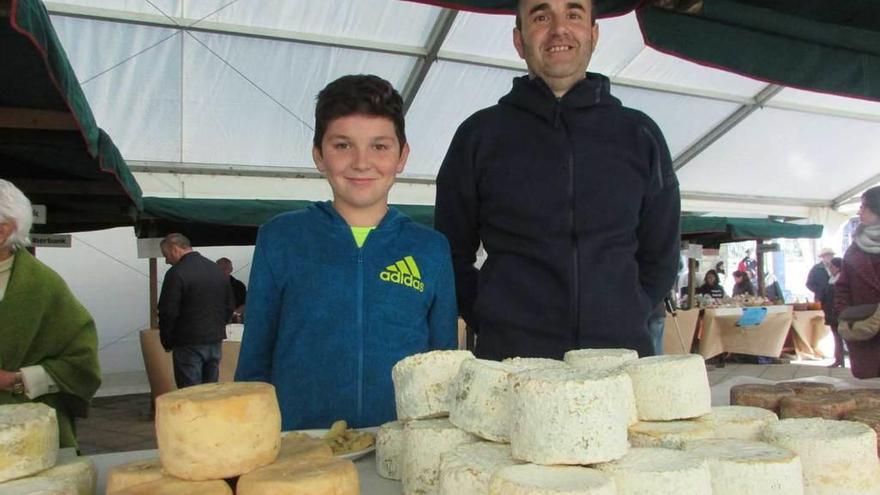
[681,216,823,247]
[408,0,880,102]
[137,197,435,247]
[0,0,142,233]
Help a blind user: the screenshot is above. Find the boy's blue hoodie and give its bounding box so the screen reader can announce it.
[236,202,458,430]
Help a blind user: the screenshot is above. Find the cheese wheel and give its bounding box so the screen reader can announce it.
[155,382,281,480]
[438,442,523,495]
[0,478,76,495]
[730,384,795,413]
[277,432,333,461]
[488,464,616,495]
[105,458,166,494]
[593,447,713,495]
[376,420,405,480]
[682,439,803,495]
[628,420,714,449]
[777,382,836,396]
[0,403,59,483]
[834,389,880,409]
[27,457,96,495]
[114,478,233,495]
[843,408,880,457]
[695,406,779,441]
[625,355,711,421]
[236,456,359,495]
[780,395,857,420]
[509,368,632,464]
[763,418,880,494]
[449,359,524,442]
[393,350,475,420]
[563,349,639,373]
[402,418,480,495]
[501,357,570,371]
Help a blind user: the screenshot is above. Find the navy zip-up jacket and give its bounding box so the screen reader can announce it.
[236,202,458,430]
[435,73,680,360]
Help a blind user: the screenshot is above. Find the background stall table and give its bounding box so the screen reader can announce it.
[663,308,700,354]
[699,305,794,359]
[789,309,828,359]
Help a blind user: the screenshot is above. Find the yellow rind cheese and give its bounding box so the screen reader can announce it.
[236,456,359,495]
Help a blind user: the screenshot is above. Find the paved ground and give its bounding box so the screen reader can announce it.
[76,359,864,455]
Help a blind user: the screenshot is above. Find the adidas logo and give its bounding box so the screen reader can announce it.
[379,255,424,292]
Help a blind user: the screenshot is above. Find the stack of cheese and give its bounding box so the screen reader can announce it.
[0,403,96,495]
[105,381,359,494]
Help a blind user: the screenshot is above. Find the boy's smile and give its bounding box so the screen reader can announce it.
[313,113,409,226]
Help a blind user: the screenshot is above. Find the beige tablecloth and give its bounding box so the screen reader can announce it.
[663,308,700,354]
[698,306,794,359]
[790,310,829,359]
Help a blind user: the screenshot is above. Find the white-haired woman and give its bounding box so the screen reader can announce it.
[0,179,101,449]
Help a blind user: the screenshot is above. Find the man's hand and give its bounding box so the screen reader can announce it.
[0,369,17,391]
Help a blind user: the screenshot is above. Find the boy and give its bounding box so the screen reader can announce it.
[235,75,458,430]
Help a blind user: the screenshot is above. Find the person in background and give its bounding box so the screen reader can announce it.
[823,257,844,368]
[216,257,247,323]
[158,233,235,388]
[695,269,725,299]
[806,247,835,302]
[732,270,756,297]
[715,261,727,285]
[835,186,880,378]
[236,75,457,430]
[0,179,101,449]
[737,249,757,282]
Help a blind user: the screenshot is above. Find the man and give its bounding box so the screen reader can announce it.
[435,0,680,359]
[158,233,234,388]
[806,247,835,302]
[216,257,247,323]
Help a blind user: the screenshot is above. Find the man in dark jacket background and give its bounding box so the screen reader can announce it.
[806,247,835,302]
[158,233,234,388]
[435,0,680,359]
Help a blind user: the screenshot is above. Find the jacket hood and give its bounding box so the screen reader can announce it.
[499,72,621,125]
[311,200,408,232]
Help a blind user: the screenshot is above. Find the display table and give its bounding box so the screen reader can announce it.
[698,305,794,359]
[790,310,829,359]
[663,308,700,354]
[88,449,401,494]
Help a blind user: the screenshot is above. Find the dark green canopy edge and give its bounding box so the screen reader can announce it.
[681,216,823,248]
[1,0,143,234]
[406,0,880,102]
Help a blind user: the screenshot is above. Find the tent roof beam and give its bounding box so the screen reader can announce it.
[402,9,458,114]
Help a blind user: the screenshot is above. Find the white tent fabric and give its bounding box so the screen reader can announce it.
[44,0,880,213]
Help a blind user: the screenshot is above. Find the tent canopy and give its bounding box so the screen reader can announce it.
[681,215,823,247]
[0,0,142,234]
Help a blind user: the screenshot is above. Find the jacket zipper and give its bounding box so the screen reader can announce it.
[356,249,365,424]
[557,102,579,348]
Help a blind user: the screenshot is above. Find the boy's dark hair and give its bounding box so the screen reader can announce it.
[313,74,406,152]
[515,0,597,30]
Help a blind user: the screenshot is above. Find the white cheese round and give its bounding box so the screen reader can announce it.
[155,381,281,481]
[563,348,639,373]
[683,439,803,495]
[0,478,76,495]
[393,350,475,420]
[489,464,616,495]
[449,359,524,442]
[26,457,96,495]
[0,403,59,483]
[763,418,880,495]
[625,354,711,421]
[593,447,712,495]
[236,456,359,495]
[376,420,405,480]
[106,458,166,494]
[502,357,570,371]
[509,367,632,465]
[402,418,480,495]
[438,442,523,495]
[695,406,779,441]
[628,420,715,449]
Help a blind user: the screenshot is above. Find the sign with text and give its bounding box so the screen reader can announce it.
[137,238,164,259]
[687,243,703,260]
[32,205,47,225]
[31,234,72,248]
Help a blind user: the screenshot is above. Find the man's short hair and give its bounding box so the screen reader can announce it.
[160,233,192,250]
[515,0,597,30]
[0,179,33,251]
[216,257,232,265]
[313,74,406,152]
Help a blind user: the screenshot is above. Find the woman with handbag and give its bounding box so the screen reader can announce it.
[835,185,880,378]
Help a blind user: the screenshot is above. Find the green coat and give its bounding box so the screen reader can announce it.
[0,250,101,448]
